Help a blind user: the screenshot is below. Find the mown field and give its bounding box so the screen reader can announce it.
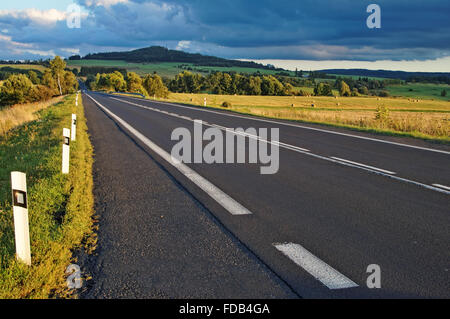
[0,94,95,298]
[156,93,450,143]
[67,59,293,77]
[0,64,47,72]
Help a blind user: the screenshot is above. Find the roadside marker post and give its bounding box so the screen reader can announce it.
[62,128,71,174]
[71,114,77,141]
[11,172,31,266]
[204,97,207,106]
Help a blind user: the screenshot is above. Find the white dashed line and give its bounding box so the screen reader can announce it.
[330,157,396,175]
[274,243,358,289]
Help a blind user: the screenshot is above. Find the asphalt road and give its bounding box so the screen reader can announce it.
[81,90,450,298]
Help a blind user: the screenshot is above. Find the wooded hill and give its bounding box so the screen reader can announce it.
[77,46,282,70]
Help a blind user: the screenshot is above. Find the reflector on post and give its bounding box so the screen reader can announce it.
[71,114,77,141]
[62,128,70,174]
[11,171,31,266]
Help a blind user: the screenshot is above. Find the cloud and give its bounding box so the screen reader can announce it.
[0,0,448,65]
[0,8,67,26]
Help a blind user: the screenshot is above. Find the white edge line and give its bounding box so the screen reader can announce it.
[331,157,396,175]
[108,92,450,156]
[274,243,358,290]
[86,94,252,216]
[432,184,450,191]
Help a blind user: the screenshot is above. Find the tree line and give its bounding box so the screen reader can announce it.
[0,56,78,107]
[86,69,398,98]
[86,71,169,98]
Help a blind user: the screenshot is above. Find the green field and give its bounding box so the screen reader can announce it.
[387,83,450,101]
[0,64,47,72]
[67,59,294,77]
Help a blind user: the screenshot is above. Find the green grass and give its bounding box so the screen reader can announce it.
[67,59,295,78]
[0,94,94,298]
[0,64,47,72]
[386,83,450,101]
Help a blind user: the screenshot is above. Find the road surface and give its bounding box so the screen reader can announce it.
[81,90,450,298]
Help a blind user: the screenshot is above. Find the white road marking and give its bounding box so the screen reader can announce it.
[104,94,450,195]
[274,243,358,289]
[110,96,310,153]
[432,184,450,191]
[86,94,252,216]
[110,93,450,156]
[331,157,396,175]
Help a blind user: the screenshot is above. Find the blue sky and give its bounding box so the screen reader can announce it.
[0,0,449,71]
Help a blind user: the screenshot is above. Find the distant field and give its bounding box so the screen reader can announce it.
[328,74,388,81]
[67,59,294,77]
[0,64,47,72]
[153,93,450,142]
[386,83,450,101]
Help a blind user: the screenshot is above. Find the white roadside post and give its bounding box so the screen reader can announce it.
[75,93,78,106]
[62,128,71,174]
[11,171,31,266]
[71,114,77,141]
[204,97,207,106]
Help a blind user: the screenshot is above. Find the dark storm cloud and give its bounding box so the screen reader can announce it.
[0,0,449,60]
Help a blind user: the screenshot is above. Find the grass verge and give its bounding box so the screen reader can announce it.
[0,96,64,136]
[0,94,95,298]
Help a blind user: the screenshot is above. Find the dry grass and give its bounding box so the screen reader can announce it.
[0,96,64,136]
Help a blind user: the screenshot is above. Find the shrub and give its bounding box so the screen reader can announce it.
[222,101,231,108]
[30,85,55,102]
[375,106,390,122]
[0,74,34,106]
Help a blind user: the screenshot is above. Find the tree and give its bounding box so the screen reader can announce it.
[314,82,333,96]
[28,70,40,85]
[261,75,284,96]
[247,76,262,95]
[143,74,169,98]
[109,71,127,91]
[358,86,369,95]
[0,74,34,105]
[442,89,447,97]
[42,69,57,92]
[339,81,351,97]
[49,56,66,95]
[62,71,78,94]
[126,72,148,96]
